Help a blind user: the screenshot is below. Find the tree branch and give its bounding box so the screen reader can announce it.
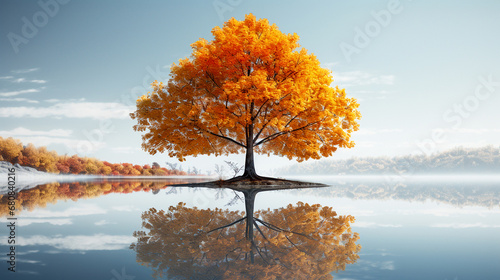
[254,218,317,241]
[253,119,323,147]
[253,119,272,143]
[284,234,308,255]
[206,217,246,234]
[253,220,269,242]
[252,99,270,121]
[251,239,270,264]
[200,128,246,148]
[205,71,221,90]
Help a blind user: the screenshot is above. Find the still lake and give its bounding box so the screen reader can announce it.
[1,175,499,279]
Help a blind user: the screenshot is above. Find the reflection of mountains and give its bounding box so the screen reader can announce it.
[0,179,208,217]
[131,201,361,279]
[306,178,500,208]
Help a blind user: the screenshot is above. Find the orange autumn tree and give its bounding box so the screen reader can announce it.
[131,14,361,179]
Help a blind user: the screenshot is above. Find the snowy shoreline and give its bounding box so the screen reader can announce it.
[0,161,96,194]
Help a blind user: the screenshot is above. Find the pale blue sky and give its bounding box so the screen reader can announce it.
[1,0,500,174]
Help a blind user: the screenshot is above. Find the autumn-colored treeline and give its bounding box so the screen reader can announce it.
[0,136,188,175]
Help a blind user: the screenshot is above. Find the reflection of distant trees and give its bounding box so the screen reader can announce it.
[0,179,206,217]
[281,146,500,175]
[131,202,361,279]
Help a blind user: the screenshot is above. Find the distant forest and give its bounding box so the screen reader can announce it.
[0,137,194,176]
[278,146,500,175]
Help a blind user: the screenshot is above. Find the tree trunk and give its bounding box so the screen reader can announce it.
[244,190,257,263]
[243,123,259,179]
[243,144,259,179]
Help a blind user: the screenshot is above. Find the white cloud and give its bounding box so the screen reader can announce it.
[0,217,72,226]
[0,88,40,97]
[0,76,14,79]
[0,127,73,137]
[44,98,85,103]
[12,78,47,84]
[19,204,107,218]
[356,128,403,136]
[379,261,395,270]
[0,257,42,265]
[95,220,116,226]
[322,62,340,69]
[354,222,402,228]
[111,147,138,154]
[354,90,392,94]
[17,250,40,255]
[346,209,376,217]
[0,101,134,119]
[332,71,395,86]
[112,205,141,212]
[352,141,377,148]
[12,68,39,74]
[432,128,500,134]
[0,127,106,155]
[18,234,135,251]
[349,90,392,100]
[16,270,41,275]
[17,260,43,264]
[0,127,84,153]
[44,99,61,103]
[0,97,39,103]
[0,135,105,154]
[431,223,500,229]
[20,219,73,226]
[358,260,396,271]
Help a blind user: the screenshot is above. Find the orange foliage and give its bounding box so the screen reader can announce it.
[0,137,198,176]
[131,14,361,167]
[0,137,23,162]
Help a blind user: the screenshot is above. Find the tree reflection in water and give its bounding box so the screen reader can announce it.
[130,189,361,279]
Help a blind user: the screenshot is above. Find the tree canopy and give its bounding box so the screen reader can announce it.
[131,14,361,178]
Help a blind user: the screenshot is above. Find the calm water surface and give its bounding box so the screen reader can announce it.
[1,175,499,279]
